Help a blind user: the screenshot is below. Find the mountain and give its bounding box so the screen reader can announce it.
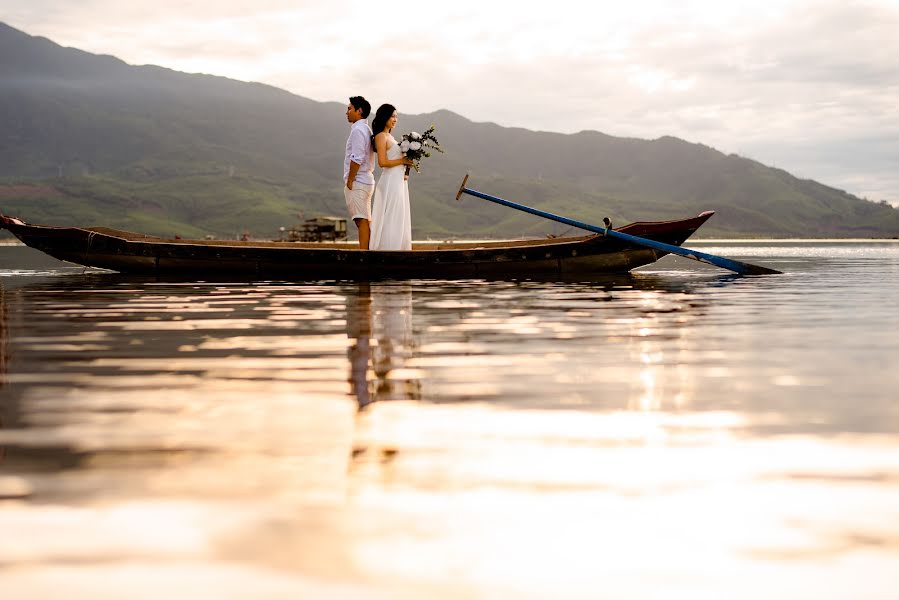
[1,21,897,239]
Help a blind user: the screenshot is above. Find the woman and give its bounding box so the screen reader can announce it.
[369,104,414,251]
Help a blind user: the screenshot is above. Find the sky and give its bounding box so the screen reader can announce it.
[5,0,899,205]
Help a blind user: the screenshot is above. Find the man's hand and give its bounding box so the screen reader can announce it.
[347,159,361,190]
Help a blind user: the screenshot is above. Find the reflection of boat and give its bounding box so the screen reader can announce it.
[0,211,713,278]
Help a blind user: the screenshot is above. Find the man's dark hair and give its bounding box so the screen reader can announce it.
[349,96,371,119]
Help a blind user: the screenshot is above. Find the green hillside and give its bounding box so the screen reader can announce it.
[1,21,896,240]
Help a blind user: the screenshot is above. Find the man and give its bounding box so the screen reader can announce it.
[344,96,375,249]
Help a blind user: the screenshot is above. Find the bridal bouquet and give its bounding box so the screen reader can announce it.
[398,125,443,175]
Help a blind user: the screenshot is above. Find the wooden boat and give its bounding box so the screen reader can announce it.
[0,211,714,278]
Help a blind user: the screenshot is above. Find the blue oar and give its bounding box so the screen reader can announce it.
[455,175,781,275]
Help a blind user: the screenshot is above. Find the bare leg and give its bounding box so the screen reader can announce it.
[354,218,370,250]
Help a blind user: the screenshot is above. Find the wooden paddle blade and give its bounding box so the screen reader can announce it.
[455,174,470,201]
[741,263,782,275]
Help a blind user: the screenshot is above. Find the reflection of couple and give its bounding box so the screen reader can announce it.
[0,286,8,464]
[344,96,415,250]
[346,283,419,409]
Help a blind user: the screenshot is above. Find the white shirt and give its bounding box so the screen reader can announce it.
[344,119,375,185]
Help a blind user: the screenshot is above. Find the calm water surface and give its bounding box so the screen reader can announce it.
[1,242,897,599]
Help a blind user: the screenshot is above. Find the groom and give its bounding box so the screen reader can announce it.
[344,96,375,249]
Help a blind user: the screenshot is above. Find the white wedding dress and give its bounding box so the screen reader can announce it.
[369,136,412,251]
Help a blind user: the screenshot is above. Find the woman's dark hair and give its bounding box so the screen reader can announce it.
[370,104,396,150]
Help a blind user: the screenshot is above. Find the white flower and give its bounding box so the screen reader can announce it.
[410,141,422,151]
[400,140,410,152]
[410,132,422,140]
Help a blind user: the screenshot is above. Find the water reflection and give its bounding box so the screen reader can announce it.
[346,283,422,410]
[370,283,420,404]
[0,286,6,465]
[346,282,373,408]
[0,242,897,599]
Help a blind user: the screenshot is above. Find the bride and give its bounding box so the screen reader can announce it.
[369,104,414,251]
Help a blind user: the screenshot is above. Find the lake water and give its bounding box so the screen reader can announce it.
[1,241,897,599]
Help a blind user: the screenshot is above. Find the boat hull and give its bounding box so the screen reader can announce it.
[0,212,714,279]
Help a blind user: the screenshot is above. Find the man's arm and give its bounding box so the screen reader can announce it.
[347,127,368,189]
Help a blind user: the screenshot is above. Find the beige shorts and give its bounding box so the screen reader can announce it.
[344,182,374,221]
